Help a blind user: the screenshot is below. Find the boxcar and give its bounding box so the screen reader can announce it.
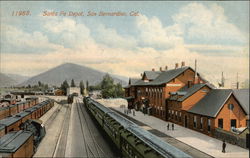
[0,130,34,158]
[0,124,5,137]
[0,107,9,120]
[9,104,18,116]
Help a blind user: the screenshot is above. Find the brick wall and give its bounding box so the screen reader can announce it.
[215,95,247,132]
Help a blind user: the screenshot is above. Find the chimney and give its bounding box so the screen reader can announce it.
[181,61,185,67]
[152,68,155,71]
[194,59,197,84]
[160,67,163,72]
[175,63,179,69]
[165,66,168,71]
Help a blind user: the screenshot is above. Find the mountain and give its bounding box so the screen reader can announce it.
[0,73,17,87]
[6,73,29,84]
[20,63,127,86]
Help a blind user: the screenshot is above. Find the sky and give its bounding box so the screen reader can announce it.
[0,1,249,88]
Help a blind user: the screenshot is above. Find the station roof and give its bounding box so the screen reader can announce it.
[188,89,232,117]
[129,78,141,85]
[188,89,249,117]
[143,71,162,80]
[130,66,193,86]
[149,66,190,85]
[232,89,249,115]
[169,83,212,102]
[0,130,33,153]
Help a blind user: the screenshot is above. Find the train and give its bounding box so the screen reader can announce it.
[83,97,192,158]
[67,93,79,104]
[0,97,39,120]
[0,99,54,137]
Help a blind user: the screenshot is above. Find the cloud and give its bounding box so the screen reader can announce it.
[0,2,248,88]
[1,25,63,53]
[94,24,137,49]
[173,3,246,45]
[136,15,184,49]
[43,17,94,49]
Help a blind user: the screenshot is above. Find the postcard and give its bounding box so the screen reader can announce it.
[0,1,249,158]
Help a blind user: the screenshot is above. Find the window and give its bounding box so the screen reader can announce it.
[179,112,182,122]
[218,119,223,129]
[200,117,203,129]
[208,119,211,132]
[175,111,178,120]
[231,119,236,128]
[194,116,197,128]
[228,104,234,110]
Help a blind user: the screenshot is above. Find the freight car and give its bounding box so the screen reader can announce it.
[83,97,192,158]
[67,94,74,104]
[0,130,34,158]
[0,99,54,137]
[0,97,39,120]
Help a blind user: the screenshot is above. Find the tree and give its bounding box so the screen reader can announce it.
[79,80,85,95]
[100,74,123,98]
[114,83,124,97]
[71,79,76,87]
[61,80,69,95]
[38,81,42,87]
[86,80,89,91]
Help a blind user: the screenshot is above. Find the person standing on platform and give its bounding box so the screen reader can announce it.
[222,140,226,153]
[172,123,174,130]
[167,123,170,130]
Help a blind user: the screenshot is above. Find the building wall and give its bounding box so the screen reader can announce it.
[67,87,81,96]
[187,112,215,136]
[170,94,247,136]
[215,95,247,132]
[125,68,205,121]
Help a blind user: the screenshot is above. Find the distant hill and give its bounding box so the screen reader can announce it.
[20,63,127,86]
[6,73,29,84]
[0,73,17,87]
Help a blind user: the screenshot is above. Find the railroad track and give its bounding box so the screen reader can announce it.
[44,103,62,128]
[75,98,107,158]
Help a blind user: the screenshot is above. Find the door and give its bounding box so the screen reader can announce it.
[185,115,188,127]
